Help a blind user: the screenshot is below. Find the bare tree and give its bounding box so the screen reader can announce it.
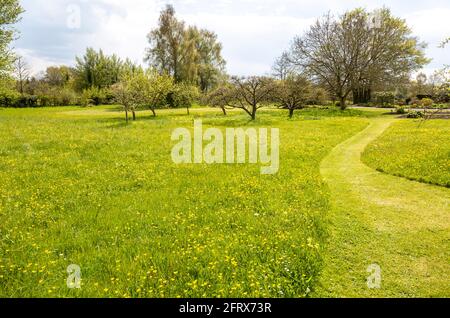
[206,85,233,115]
[14,56,30,95]
[228,76,275,120]
[272,52,292,80]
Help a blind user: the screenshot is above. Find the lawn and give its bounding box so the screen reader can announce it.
[0,106,369,298]
[362,119,450,188]
[316,118,450,297]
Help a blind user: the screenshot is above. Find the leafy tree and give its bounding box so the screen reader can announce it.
[145,5,226,92]
[81,86,107,106]
[111,74,137,123]
[185,27,226,92]
[145,5,185,82]
[273,75,312,118]
[74,48,124,90]
[0,0,24,79]
[170,82,199,115]
[144,70,174,116]
[289,8,429,109]
[44,66,73,87]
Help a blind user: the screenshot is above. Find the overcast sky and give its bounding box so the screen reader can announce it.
[14,0,450,77]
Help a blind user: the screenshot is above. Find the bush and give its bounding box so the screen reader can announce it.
[395,106,407,114]
[407,110,424,118]
[81,87,107,106]
[421,98,434,108]
[372,91,396,107]
[0,89,21,107]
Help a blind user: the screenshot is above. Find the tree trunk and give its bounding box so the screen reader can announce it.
[251,105,257,120]
[289,108,294,118]
[125,110,129,123]
[151,107,156,117]
[186,107,190,115]
[353,87,372,104]
[221,107,227,116]
[339,97,347,110]
[132,110,136,121]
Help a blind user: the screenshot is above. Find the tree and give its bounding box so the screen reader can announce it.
[289,8,429,109]
[190,27,226,92]
[272,52,292,80]
[74,48,123,90]
[145,5,226,92]
[14,56,29,95]
[145,5,185,82]
[439,37,450,48]
[125,69,174,117]
[170,82,199,115]
[0,0,24,79]
[44,66,73,87]
[273,75,312,118]
[112,81,132,122]
[111,74,139,123]
[206,84,234,116]
[210,77,275,120]
[144,70,174,116]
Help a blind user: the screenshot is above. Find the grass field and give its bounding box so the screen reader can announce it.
[0,106,370,297]
[362,119,450,187]
[0,106,448,298]
[316,118,450,297]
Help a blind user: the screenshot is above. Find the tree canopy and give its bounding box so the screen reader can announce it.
[145,5,226,92]
[289,8,429,109]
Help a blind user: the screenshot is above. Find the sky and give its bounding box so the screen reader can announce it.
[14,0,450,77]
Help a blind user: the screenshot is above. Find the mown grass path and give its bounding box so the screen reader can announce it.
[316,117,450,297]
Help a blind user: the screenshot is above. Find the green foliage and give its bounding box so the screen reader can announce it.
[74,48,125,91]
[420,98,434,107]
[145,5,225,92]
[111,69,176,121]
[372,91,396,106]
[395,106,406,114]
[81,87,108,106]
[0,0,24,78]
[406,110,424,118]
[169,82,199,110]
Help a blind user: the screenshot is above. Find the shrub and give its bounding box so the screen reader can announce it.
[372,91,396,107]
[421,98,434,108]
[407,110,424,118]
[0,89,21,107]
[81,87,107,106]
[395,106,406,114]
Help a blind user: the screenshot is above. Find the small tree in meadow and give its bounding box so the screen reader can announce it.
[273,75,312,118]
[145,70,174,116]
[111,74,140,123]
[206,84,234,116]
[213,76,275,120]
[170,82,199,115]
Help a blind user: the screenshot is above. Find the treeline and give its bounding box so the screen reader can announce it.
[0,4,226,110]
